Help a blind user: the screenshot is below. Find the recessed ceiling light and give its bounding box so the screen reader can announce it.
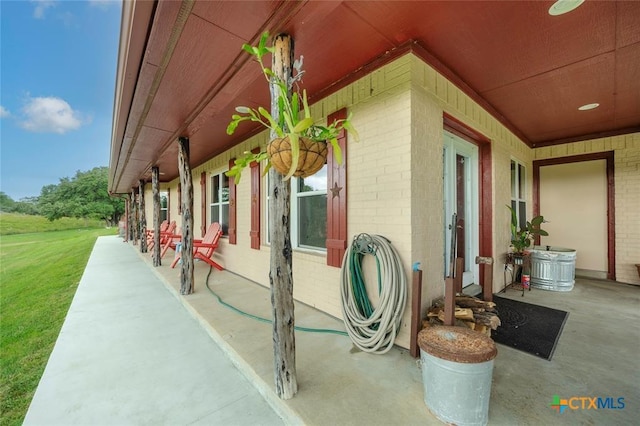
[578,103,599,111]
[548,0,585,16]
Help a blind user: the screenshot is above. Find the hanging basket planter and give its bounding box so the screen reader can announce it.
[267,136,328,178]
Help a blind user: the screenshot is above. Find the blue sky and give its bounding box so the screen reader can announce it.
[1,0,122,200]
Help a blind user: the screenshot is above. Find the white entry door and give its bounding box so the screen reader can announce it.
[443,131,479,286]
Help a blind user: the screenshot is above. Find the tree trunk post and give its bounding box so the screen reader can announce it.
[124,196,129,242]
[178,136,194,295]
[139,179,148,253]
[152,166,161,266]
[130,188,138,244]
[269,33,297,400]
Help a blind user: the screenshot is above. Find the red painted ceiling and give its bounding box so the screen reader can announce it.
[109,0,640,194]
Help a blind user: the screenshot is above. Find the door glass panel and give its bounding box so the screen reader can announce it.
[442,132,479,286]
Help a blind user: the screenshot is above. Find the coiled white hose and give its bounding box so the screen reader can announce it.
[340,234,407,354]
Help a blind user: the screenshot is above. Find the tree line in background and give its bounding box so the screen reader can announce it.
[0,167,125,226]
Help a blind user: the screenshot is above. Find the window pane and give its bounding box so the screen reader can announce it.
[212,175,220,203]
[298,165,327,192]
[160,193,168,209]
[160,210,168,222]
[211,206,220,224]
[298,194,327,248]
[221,204,229,235]
[510,161,516,199]
[518,164,525,199]
[518,201,526,229]
[221,174,230,202]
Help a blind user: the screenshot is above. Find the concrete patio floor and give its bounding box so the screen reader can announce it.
[27,235,640,425]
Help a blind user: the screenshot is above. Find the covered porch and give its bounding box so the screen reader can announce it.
[28,235,637,424]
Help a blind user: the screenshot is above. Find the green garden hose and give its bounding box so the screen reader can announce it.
[204,266,348,336]
[340,234,407,354]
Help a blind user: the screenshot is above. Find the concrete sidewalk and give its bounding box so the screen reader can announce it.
[26,235,640,425]
[24,236,283,425]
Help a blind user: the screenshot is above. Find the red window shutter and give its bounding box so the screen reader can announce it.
[228,159,237,245]
[326,108,348,267]
[250,148,261,249]
[200,172,207,237]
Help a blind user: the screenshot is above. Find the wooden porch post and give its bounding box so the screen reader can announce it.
[269,33,297,400]
[178,136,194,295]
[130,188,138,244]
[152,166,161,266]
[139,179,148,253]
[124,196,129,242]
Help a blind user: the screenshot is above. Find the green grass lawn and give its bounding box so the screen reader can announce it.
[0,225,117,426]
[0,212,107,235]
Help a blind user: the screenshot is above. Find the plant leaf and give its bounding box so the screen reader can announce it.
[302,90,311,119]
[226,121,239,135]
[292,117,314,133]
[241,44,254,55]
[531,215,544,227]
[291,93,299,122]
[258,107,279,133]
[284,134,300,180]
[342,120,360,142]
[507,205,518,238]
[262,161,272,176]
[330,138,343,164]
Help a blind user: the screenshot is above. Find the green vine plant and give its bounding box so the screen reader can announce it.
[226,31,359,183]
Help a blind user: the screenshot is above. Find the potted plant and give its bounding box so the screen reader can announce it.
[507,205,548,264]
[226,31,359,182]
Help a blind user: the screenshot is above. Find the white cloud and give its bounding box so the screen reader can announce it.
[20,96,83,134]
[0,106,10,118]
[88,0,120,10]
[31,0,57,19]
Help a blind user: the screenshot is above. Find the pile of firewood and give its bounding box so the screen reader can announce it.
[424,294,501,336]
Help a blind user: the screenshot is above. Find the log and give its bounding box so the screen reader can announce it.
[130,188,137,244]
[436,308,474,322]
[269,33,297,400]
[473,311,501,329]
[476,256,494,302]
[124,197,130,242]
[455,296,496,311]
[152,167,161,266]
[178,136,194,295]
[139,179,148,253]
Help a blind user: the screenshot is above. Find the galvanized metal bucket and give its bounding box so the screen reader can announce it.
[530,246,577,291]
[418,326,497,426]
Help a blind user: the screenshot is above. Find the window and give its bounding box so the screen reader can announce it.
[160,191,168,222]
[265,164,328,250]
[294,166,327,249]
[210,173,230,235]
[510,159,526,229]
